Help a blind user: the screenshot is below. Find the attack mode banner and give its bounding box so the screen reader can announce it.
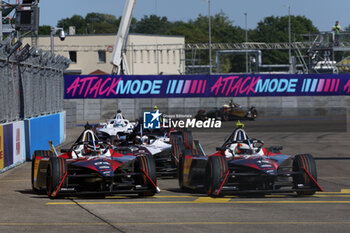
[64,74,350,99]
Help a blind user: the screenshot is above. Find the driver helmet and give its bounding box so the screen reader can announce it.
[141,135,149,144]
[83,141,100,155]
[154,105,159,110]
[235,143,251,155]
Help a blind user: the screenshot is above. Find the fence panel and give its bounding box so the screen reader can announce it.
[0,39,70,123]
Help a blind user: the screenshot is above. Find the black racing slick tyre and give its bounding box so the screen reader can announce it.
[136,155,157,197]
[178,155,185,190]
[205,156,228,197]
[171,133,185,166]
[293,154,317,196]
[46,157,67,198]
[31,150,53,193]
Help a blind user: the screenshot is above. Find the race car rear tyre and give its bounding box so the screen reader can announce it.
[293,154,317,196]
[206,156,228,197]
[136,155,157,197]
[46,157,67,198]
[31,150,53,193]
[171,133,185,165]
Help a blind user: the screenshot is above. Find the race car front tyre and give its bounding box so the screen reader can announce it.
[31,150,53,193]
[178,155,185,190]
[46,157,67,198]
[293,154,317,196]
[136,155,157,197]
[205,156,228,197]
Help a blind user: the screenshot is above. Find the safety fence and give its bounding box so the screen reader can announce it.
[0,37,70,123]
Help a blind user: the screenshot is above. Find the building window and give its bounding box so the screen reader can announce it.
[69,51,77,63]
[173,50,176,64]
[141,50,144,63]
[97,50,106,63]
[98,50,106,63]
[160,50,163,64]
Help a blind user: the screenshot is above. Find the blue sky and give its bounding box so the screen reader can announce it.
[16,0,350,31]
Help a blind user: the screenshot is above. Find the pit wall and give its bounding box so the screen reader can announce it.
[0,112,66,173]
[65,96,350,123]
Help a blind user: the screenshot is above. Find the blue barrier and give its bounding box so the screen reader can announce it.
[59,112,66,144]
[64,74,350,99]
[25,113,61,160]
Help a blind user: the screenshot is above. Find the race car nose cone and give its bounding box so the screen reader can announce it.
[94,160,113,177]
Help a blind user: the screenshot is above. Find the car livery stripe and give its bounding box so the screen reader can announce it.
[144,156,149,179]
[141,156,147,183]
[302,155,310,184]
[217,171,230,196]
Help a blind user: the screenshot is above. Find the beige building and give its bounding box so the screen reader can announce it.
[23,34,185,75]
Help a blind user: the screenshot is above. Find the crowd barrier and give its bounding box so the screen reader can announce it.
[0,112,65,173]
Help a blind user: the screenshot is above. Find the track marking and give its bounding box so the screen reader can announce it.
[105,195,195,199]
[313,195,350,198]
[2,221,350,226]
[0,179,30,182]
[194,197,231,203]
[46,200,350,205]
[264,195,289,198]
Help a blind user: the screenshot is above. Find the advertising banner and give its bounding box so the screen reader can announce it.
[0,125,3,170]
[12,121,25,165]
[64,74,350,99]
[3,124,13,168]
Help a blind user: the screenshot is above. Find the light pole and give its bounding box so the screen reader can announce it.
[50,27,66,55]
[288,4,292,73]
[208,0,212,74]
[244,13,248,73]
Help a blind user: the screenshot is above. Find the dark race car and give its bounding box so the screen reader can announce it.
[174,122,323,197]
[31,124,159,198]
[195,100,257,121]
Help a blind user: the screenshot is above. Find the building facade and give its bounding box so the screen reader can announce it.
[23,33,185,75]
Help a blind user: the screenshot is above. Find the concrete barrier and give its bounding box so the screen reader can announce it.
[66,96,349,123]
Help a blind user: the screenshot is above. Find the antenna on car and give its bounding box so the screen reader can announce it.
[48,141,59,157]
[236,121,245,129]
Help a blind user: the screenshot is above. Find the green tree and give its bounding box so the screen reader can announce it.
[251,15,318,65]
[135,15,172,34]
[166,21,207,43]
[86,13,119,34]
[38,25,51,35]
[57,15,87,34]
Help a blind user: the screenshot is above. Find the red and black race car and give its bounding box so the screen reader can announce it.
[173,122,323,197]
[31,125,159,198]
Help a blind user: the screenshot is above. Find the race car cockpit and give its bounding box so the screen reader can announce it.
[71,125,110,158]
[222,122,264,158]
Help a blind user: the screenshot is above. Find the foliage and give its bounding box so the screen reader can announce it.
[38,25,51,35]
[55,12,320,72]
[134,15,171,34]
[251,15,319,65]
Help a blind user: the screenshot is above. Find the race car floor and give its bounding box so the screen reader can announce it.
[1,120,350,233]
